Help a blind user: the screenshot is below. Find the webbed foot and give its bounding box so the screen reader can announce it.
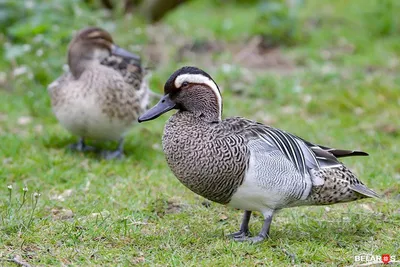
[101,149,125,160]
[101,138,125,160]
[68,138,96,152]
[234,234,268,244]
[231,210,273,244]
[227,230,251,239]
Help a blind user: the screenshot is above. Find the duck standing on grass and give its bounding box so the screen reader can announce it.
[138,66,380,243]
[48,27,152,159]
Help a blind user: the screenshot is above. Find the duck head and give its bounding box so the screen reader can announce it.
[68,27,140,78]
[138,66,222,123]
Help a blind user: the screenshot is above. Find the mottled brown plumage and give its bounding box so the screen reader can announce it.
[48,27,151,159]
[139,66,380,243]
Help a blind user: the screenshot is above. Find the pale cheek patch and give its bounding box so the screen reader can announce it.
[174,74,222,121]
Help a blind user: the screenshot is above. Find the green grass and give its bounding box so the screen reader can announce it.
[1,0,399,265]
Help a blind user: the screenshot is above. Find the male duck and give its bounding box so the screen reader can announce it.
[138,66,379,243]
[48,27,151,159]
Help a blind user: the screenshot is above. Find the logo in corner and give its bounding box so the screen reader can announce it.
[382,254,391,264]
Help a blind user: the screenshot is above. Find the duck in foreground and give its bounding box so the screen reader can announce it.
[138,66,380,243]
[48,27,152,159]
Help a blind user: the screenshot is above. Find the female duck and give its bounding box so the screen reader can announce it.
[139,66,379,243]
[48,27,151,159]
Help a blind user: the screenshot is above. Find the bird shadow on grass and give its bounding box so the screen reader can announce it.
[40,131,160,162]
[204,210,379,247]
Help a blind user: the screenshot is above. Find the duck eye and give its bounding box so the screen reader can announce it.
[181,82,189,88]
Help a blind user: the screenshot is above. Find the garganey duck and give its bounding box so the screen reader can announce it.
[48,27,151,159]
[138,66,380,243]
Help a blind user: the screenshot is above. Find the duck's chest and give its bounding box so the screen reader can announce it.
[162,115,249,204]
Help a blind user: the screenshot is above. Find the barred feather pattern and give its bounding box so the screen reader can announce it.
[163,112,249,204]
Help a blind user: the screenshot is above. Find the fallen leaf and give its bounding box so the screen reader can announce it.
[219,214,228,221]
[132,256,145,264]
[51,208,74,220]
[166,197,185,214]
[382,124,399,135]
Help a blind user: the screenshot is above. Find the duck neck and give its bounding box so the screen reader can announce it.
[193,107,221,123]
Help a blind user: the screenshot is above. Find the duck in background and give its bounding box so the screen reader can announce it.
[48,27,153,159]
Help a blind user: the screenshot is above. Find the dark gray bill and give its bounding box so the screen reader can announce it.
[138,94,176,122]
[111,44,140,60]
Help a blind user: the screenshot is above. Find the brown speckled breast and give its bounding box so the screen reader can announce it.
[97,56,149,123]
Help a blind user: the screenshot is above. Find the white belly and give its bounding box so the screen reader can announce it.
[227,146,312,215]
[54,94,133,141]
[228,176,286,213]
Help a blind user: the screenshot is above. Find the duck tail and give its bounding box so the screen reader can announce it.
[350,184,381,198]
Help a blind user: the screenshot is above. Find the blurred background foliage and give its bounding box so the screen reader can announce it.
[0,0,304,99]
[1,0,400,118]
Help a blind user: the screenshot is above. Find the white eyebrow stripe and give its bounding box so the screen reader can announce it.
[174,73,222,121]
